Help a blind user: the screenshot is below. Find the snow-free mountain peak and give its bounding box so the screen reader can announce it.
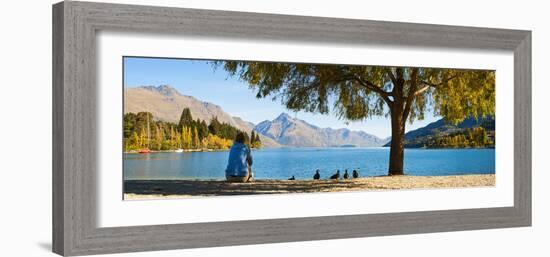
[275,112,292,120]
[253,113,386,147]
[139,84,180,97]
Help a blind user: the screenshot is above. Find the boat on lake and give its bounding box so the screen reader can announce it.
[138,149,152,154]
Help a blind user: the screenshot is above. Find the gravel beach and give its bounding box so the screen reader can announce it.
[124,174,495,200]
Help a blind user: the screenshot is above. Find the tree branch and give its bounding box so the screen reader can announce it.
[292,81,322,94]
[336,70,393,105]
[417,75,459,95]
[386,69,398,86]
[351,75,393,105]
[414,85,430,96]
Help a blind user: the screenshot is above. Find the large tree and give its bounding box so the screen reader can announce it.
[214,62,495,175]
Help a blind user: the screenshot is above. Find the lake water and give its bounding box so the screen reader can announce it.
[124,147,495,180]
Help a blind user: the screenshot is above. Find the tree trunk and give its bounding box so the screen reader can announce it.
[388,108,405,176]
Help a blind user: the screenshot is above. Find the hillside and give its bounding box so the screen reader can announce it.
[384,116,495,148]
[124,85,280,147]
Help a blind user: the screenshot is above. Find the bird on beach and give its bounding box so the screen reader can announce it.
[313,169,321,180]
[288,175,295,180]
[343,169,349,179]
[352,169,359,179]
[330,170,340,179]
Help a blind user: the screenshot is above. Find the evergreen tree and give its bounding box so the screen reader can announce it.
[199,120,209,139]
[251,131,256,145]
[208,117,222,136]
[178,108,194,130]
[123,113,137,138]
[255,133,261,144]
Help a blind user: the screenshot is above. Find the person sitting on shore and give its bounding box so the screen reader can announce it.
[330,170,340,179]
[288,175,295,180]
[313,169,321,180]
[343,169,349,179]
[352,169,359,179]
[225,132,253,183]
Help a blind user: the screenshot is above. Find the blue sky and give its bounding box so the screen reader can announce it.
[123,57,439,138]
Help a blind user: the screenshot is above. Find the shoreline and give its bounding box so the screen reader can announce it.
[124,174,495,200]
[408,146,495,150]
[124,148,231,154]
[124,146,495,154]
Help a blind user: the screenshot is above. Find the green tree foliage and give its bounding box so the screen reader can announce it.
[178,108,194,130]
[208,117,242,140]
[208,117,221,135]
[250,131,262,148]
[123,112,137,139]
[255,133,261,144]
[214,61,495,175]
[199,120,209,139]
[123,109,262,151]
[426,127,494,148]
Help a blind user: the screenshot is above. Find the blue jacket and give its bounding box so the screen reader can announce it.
[225,143,253,177]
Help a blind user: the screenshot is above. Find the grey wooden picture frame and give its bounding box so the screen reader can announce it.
[52,1,531,256]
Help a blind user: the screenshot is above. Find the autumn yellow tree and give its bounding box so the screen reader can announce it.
[193,127,200,149]
[155,124,164,150]
[139,128,147,148]
[181,126,189,149]
[169,126,176,149]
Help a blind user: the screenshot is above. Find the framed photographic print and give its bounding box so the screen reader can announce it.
[52,1,531,256]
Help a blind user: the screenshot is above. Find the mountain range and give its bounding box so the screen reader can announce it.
[124,85,387,147]
[255,113,388,147]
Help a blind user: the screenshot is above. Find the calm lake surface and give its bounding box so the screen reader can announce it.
[124,147,495,180]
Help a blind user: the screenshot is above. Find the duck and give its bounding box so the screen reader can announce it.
[343,169,349,179]
[330,170,340,179]
[352,169,359,179]
[288,175,295,180]
[313,169,321,180]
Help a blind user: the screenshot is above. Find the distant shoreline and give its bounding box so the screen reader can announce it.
[125,149,227,154]
[402,146,496,150]
[124,174,495,200]
[124,146,496,154]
